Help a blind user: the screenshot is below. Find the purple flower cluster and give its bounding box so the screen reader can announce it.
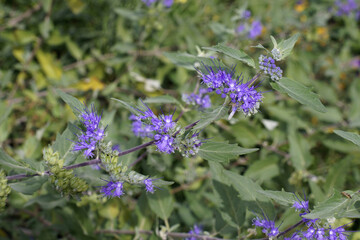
[142,0,173,7]
[182,88,211,109]
[198,62,263,117]
[72,105,105,158]
[144,178,155,193]
[235,10,263,39]
[259,55,283,81]
[100,180,124,198]
[283,195,350,240]
[335,0,359,19]
[185,225,203,240]
[253,216,279,237]
[130,103,177,154]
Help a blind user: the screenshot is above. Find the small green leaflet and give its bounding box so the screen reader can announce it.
[225,170,275,218]
[198,142,258,162]
[203,43,255,68]
[143,95,183,109]
[303,191,360,219]
[0,149,36,173]
[52,123,81,165]
[55,89,84,116]
[147,188,174,220]
[213,180,245,228]
[275,78,327,113]
[257,190,301,206]
[334,130,360,147]
[111,97,139,115]
[276,33,300,60]
[9,176,47,195]
[193,104,229,130]
[114,8,145,21]
[163,52,223,70]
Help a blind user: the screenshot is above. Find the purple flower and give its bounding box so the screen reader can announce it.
[198,62,263,118]
[71,104,106,158]
[163,0,173,7]
[154,134,174,154]
[101,180,124,198]
[243,10,251,19]
[303,227,315,239]
[182,88,212,109]
[248,20,263,39]
[335,0,358,16]
[292,200,309,212]
[142,0,156,6]
[259,55,283,81]
[144,178,155,193]
[236,23,246,33]
[253,216,279,237]
[186,225,202,240]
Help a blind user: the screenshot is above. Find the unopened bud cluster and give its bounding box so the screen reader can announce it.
[259,55,283,81]
[0,170,11,212]
[43,147,88,196]
[176,132,203,158]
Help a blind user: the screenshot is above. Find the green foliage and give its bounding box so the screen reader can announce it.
[0,170,11,212]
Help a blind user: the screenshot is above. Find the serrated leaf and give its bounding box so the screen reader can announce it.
[288,127,313,171]
[163,52,225,70]
[334,130,360,147]
[203,43,255,68]
[111,97,139,115]
[303,191,360,219]
[277,33,300,60]
[147,189,174,220]
[257,190,300,206]
[52,123,81,165]
[9,176,47,195]
[277,78,326,113]
[24,194,67,210]
[55,89,84,116]
[0,149,36,173]
[198,142,258,162]
[193,105,229,130]
[213,180,245,228]
[225,170,275,218]
[144,95,183,108]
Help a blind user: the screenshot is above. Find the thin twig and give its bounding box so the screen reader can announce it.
[0,3,42,31]
[129,151,148,167]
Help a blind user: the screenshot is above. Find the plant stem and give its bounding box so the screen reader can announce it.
[6,120,199,181]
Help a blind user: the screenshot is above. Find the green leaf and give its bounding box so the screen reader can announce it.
[225,170,275,218]
[213,180,245,228]
[52,123,81,165]
[203,43,255,68]
[9,176,47,195]
[193,104,229,130]
[303,191,360,219]
[114,8,145,21]
[163,52,225,70]
[0,149,36,173]
[111,97,139,115]
[244,157,279,182]
[24,194,67,210]
[277,33,300,60]
[257,190,300,206]
[55,89,84,116]
[277,78,326,113]
[334,130,360,147]
[0,104,13,126]
[198,142,258,162]
[147,189,174,220]
[288,127,314,171]
[144,95,183,108]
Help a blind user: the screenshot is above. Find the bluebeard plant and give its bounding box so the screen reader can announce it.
[72,104,106,158]
[182,88,211,109]
[335,0,359,18]
[198,62,263,119]
[259,55,283,81]
[185,225,203,240]
[235,9,263,39]
[142,0,173,7]
[101,180,124,198]
[253,216,279,237]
